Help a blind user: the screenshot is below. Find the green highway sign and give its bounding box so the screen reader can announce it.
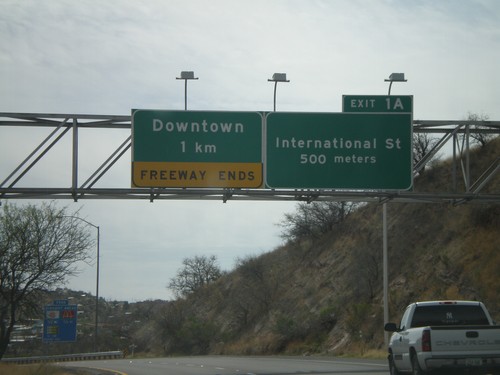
[131,104,413,190]
[132,110,263,188]
[132,110,263,162]
[342,95,413,113]
[265,112,413,190]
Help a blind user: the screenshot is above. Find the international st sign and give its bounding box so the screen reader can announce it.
[265,112,413,190]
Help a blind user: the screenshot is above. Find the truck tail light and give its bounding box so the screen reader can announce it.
[422,329,432,352]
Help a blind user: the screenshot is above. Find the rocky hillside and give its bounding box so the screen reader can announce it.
[148,138,500,356]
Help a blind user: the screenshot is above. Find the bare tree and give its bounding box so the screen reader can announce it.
[349,241,381,301]
[0,202,93,359]
[279,202,358,242]
[234,254,280,315]
[466,112,494,147]
[413,133,440,176]
[168,255,222,297]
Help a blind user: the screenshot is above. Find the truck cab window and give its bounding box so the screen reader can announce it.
[411,305,489,327]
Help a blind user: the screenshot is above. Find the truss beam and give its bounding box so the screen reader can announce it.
[1,113,499,204]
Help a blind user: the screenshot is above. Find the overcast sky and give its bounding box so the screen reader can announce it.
[1,0,500,301]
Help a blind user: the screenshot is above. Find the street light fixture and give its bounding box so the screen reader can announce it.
[382,72,407,345]
[384,72,407,95]
[268,73,290,111]
[176,71,199,110]
[63,215,100,352]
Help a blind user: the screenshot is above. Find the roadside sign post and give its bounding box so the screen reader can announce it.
[43,300,77,342]
[343,94,413,348]
[132,110,263,188]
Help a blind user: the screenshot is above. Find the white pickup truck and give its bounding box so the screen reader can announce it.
[384,300,500,375]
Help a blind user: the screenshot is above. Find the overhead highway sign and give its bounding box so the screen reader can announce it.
[342,95,413,113]
[2,112,498,203]
[265,112,413,190]
[132,110,263,188]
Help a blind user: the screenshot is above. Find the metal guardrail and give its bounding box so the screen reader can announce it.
[1,350,124,364]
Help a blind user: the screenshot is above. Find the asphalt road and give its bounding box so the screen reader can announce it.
[62,355,389,375]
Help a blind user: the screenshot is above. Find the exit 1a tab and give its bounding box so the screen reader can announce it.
[342,95,413,113]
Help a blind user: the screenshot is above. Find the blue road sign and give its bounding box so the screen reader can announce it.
[43,303,77,342]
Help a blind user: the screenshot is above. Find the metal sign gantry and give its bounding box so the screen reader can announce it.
[0,112,499,204]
